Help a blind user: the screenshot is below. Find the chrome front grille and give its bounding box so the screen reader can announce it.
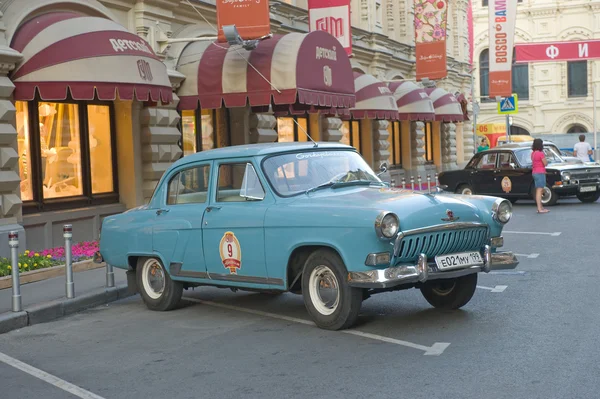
[393,225,488,263]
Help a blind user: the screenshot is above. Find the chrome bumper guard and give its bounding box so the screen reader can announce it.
[348,246,519,289]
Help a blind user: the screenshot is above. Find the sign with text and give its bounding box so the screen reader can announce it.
[414,0,448,80]
[488,0,518,98]
[515,40,600,63]
[308,0,352,56]
[216,0,271,43]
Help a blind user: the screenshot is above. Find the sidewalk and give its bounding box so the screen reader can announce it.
[0,266,134,334]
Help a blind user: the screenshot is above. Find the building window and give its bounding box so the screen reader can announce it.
[424,122,434,163]
[479,49,529,100]
[277,116,309,142]
[386,121,402,167]
[568,61,588,97]
[510,126,530,135]
[340,120,361,152]
[567,124,587,134]
[16,100,118,212]
[375,1,383,27]
[180,109,224,156]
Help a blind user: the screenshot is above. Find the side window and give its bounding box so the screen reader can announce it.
[167,164,210,205]
[498,153,516,168]
[217,162,265,202]
[475,153,497,169]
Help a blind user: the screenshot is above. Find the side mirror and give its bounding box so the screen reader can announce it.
[377,162,388,177]
[240,162,265,201]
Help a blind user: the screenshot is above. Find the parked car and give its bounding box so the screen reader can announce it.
[439,144,600,206]
[496,140,583,164]
[96,142,518,330]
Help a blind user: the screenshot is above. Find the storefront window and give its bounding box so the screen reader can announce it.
[38,102,83,199]
[340,120,361,151]
[277,116,309,143]
[15,100,118,212]
[387,121,402,167]
[424,122,434,163]
[181,110,197,156]
[16,102,33,201]
[180,109,220,155]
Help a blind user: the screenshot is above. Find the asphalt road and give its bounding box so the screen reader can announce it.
[1,198,599,399]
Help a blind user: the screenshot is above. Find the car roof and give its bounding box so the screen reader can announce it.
[171,142,354,168]
[496,140,555,148]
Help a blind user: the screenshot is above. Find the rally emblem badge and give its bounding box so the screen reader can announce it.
[501,176,512,193]
[441,209,459,222]
[219,231,242,274]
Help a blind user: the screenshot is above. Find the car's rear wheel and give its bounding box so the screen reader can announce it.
[420,273,478,310]
[137,257,183,311]
[302,249,363,330]
[576,191,600,203]
[456,184,474,195]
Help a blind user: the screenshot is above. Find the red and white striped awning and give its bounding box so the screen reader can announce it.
[425,88,464,123]
[388,81,435,121]
[10,12,173,103]
[349,72,398,120]
[176,30,356,111]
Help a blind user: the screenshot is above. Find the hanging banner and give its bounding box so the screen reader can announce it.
[216,0,271,43]
[308,0,352,56]
[515,40,600,62]
[414,0,448,81]
[488,0,518,98]
[467,0,474,68]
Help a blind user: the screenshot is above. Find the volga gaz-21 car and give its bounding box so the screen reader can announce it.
[439,143,600,206]
[96,142,518,330]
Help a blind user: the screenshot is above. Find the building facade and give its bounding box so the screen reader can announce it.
[0,0,474,256]
[473,0,600,135]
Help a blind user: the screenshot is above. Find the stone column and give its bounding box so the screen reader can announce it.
[0,10,25,257]
[249,112,277,143]
[409,121,427,174]
[441,122,458,171]
[462,105,475,161]
[372,119,391,168]
[321,117,343,142]
[140,95,182,203]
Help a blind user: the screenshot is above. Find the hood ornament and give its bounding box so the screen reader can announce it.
[441,209,459,222]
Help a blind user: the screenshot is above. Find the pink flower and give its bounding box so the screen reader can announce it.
[425,11,435,19]
[433,25,445,39]
[414,18,424,29]
[415,5,424,14]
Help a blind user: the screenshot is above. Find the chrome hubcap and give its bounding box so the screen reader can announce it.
[309,265,340,316]
[142,259,165,300]
[462,188,473,195]
[541,187,552,204]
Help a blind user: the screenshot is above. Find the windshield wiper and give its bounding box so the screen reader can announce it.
[305,180,383,195]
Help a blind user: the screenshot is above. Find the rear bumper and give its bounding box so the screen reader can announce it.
[93,251,104,264]
[348,249,518,289]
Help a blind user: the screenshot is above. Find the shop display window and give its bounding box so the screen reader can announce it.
[277,116,308,143]
[386,121,402,167]
[424,122,434,163]
[340,120,361,152]
[180,109,223,156]
[16,100,118,212]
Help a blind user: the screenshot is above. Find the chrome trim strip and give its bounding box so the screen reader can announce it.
[348,251,519,289]
[208,273,285,286]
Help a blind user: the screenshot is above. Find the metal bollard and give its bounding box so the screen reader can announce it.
[390,178,396,188]
[435,173,439,187]
[427,175,432,194]
[401,177,406,189]
[410,176,415,191]
[63,225,74,299]
[9,231,22,312]
[417,175,422,191]
[106,262,115,288]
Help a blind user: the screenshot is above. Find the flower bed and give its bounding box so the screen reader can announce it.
[0,241,99,277]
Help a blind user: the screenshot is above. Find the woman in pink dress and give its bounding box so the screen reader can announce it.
[531,138,548,213]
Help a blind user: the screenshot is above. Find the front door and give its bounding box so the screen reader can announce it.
[152,163,211,278]
[202,160,273,287]
[470,152,498,194]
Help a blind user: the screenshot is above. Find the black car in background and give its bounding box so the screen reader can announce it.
[439,144,600,206]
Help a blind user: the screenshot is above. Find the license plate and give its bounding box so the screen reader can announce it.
[579,186,597,193]
[435,251,483,271]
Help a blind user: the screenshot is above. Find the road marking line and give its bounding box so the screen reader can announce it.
[184,297,450,356]
[0,351,106,399]
[490,271,527,275]
[504,231,561,236]
[515,253,540,259]
[477,285,507,293]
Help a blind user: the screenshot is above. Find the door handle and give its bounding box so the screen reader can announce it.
[206,206,222,212]
[156,208,170,215]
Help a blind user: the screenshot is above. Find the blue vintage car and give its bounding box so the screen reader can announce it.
[96,142,518,330]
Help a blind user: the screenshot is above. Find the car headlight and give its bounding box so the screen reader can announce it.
[375,211,400,239]
[561,172,571,181]
[492,199,512,224]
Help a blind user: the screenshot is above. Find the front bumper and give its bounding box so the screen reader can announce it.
[552,182,600,195]
[348,248,519,289]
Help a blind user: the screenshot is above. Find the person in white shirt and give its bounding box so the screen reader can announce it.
[573,134,593,163]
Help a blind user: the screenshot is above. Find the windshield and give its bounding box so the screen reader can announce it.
[262,150,382,196]
[516,147,565,166]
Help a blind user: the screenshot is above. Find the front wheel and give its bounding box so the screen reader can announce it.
[136,257,183,311]
[532,185,558,206]
[576,191,600,203]
[302,249,363,330]
[420,273,478,310]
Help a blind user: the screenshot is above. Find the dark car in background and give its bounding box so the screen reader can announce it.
[439,144,600,206]
[496,141,584,164]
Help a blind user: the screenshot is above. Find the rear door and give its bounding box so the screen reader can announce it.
[492,151,531,197]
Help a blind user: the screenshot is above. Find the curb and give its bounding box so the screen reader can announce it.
[0,285,135,335]
[0,260,103,290]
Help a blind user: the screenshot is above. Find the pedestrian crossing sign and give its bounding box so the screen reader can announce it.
[497,94,518,114]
